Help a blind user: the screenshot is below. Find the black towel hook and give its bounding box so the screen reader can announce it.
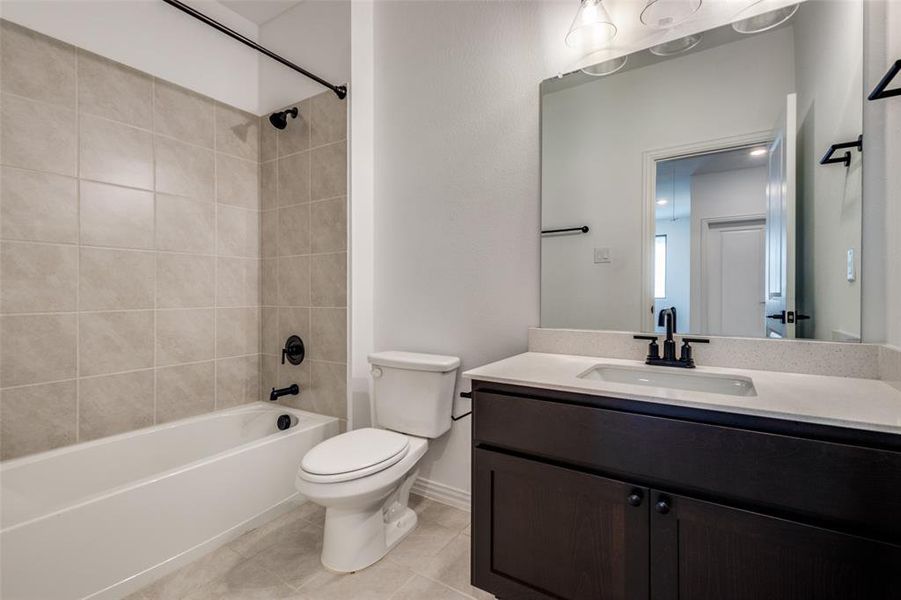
[868,59,901,101]
[819,135,862,168]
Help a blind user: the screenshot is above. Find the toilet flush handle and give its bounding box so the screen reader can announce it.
[371,367,383,378]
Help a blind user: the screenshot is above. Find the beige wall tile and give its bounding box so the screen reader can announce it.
[311,252,347,308]
[310,91,347,147]
[310,197,347,253]
[0,20,75,107]
[0,167,78,243]
[277,151,310,206]
[79,310,154,376]
[78,370,154,441]
[278,255,310,307]
[310,141,346,201]
[216,154,259,209]
[278,204,311,256]
[1,93,77,175]
[80,181,154,249]
[157,308,214,366]
[261,307,279,355]
[157,254,214,308]
[216,258,259,308]
[261,354,279,399]
[0,314,76,387]
[310,360,346,420]
[0,381,76,460]
[153,80,214,148]
[276,360,310,399]
[260,117,277,162]
[260,161,277,210]
[155,136,215,200]
[79,114,154,189]
[276,100,310,156]
[77,50,152,127]
[216,354,260,409]
[310,307,346,362]
[156,361,215,423]
[261,209,278,258]
[80,248,154,310]
[1,241,77,313]
[261,258,278,306]
[155,194,214,254]
[217,205,259,258]
[215,103,259,161]
[216,307,259,358]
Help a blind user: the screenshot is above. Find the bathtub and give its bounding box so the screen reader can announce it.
[0,402,338,600]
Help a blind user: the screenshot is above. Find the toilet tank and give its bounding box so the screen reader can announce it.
[368,351,461,438]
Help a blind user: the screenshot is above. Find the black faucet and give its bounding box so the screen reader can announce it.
[657,307,678,362]
[270,384,299,401]
[634,309,709,368]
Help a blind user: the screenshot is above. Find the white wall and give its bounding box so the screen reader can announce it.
[370,1,558,493]
[0,0,261,113]
[794,0,863,342]
[541,28,795,330]
[258,0,351,113]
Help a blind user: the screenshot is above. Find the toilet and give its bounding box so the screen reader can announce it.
[295,351,460,573]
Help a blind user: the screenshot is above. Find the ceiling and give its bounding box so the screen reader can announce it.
[218,0,302,25]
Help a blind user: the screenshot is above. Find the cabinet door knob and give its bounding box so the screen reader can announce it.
[627,490,643,507]
[655,496,671,515]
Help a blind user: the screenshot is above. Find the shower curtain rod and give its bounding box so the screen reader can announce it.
[161,0,347,100]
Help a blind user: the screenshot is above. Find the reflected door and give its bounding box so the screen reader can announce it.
[703,219,765,336]
[764,93,797,338]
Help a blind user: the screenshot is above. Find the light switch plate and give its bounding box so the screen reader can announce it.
[847,248,855,282]
[594,247,611,264]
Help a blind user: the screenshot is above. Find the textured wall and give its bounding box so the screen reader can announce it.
[0,20,262,459]
[259,92,348,427]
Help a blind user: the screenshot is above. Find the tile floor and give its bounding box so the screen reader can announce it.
[128,495,493,599]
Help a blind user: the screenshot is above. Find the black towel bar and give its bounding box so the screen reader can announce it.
[868,59,901,101]
[541,225,589,235]
[819,135,862,167]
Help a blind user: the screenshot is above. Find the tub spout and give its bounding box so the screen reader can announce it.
[270,384,299,401]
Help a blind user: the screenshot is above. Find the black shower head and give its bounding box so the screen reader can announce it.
[269,107,298,130]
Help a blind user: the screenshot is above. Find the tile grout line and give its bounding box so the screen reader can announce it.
[152,76,159,425]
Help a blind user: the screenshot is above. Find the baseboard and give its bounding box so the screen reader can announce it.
[411,477,471,512]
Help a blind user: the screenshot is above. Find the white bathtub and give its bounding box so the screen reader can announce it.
[0,402,338,600]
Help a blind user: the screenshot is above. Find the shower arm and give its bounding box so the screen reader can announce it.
[161,0,347,100]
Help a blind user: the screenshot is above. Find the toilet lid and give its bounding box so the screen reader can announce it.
[301,428,410,479]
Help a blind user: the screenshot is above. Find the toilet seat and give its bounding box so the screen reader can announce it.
[299,428,410,483]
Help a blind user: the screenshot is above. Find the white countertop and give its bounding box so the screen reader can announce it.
[463,352,901,436]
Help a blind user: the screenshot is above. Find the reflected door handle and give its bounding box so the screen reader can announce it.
[767,312,786,323]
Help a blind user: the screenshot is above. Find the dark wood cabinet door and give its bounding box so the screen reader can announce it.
[472,448,649,600]
[650,490,901,600]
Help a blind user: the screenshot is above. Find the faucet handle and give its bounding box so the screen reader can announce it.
[681,337,710,344]
[633,335,660,361]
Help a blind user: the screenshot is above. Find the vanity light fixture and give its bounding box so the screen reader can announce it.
[657,198,669,205]
[750,147,768,156]
[640,0,702,30]
[566,0,617,52]
[732,1,799,34]
[580,54,628,77]
[649,34,702,56]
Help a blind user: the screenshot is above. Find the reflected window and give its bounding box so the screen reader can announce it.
[655,235,667,299]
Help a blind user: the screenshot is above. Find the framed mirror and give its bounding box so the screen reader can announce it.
[541,0,864,341]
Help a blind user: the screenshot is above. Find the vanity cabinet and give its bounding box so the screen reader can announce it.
[471,383,901,600]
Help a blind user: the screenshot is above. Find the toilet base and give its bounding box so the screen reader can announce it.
[319,471,419,572]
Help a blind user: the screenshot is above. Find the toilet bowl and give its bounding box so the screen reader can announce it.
[295,351,460,573]
[295,429,428,572]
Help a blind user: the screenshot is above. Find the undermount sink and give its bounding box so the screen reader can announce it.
[577,364,757,397]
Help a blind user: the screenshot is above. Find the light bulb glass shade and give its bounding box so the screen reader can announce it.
[581,54,628,77]
[649,34,702,56]
[566,0,617,51]
[640,0,702,29]
[732,2,799,34]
